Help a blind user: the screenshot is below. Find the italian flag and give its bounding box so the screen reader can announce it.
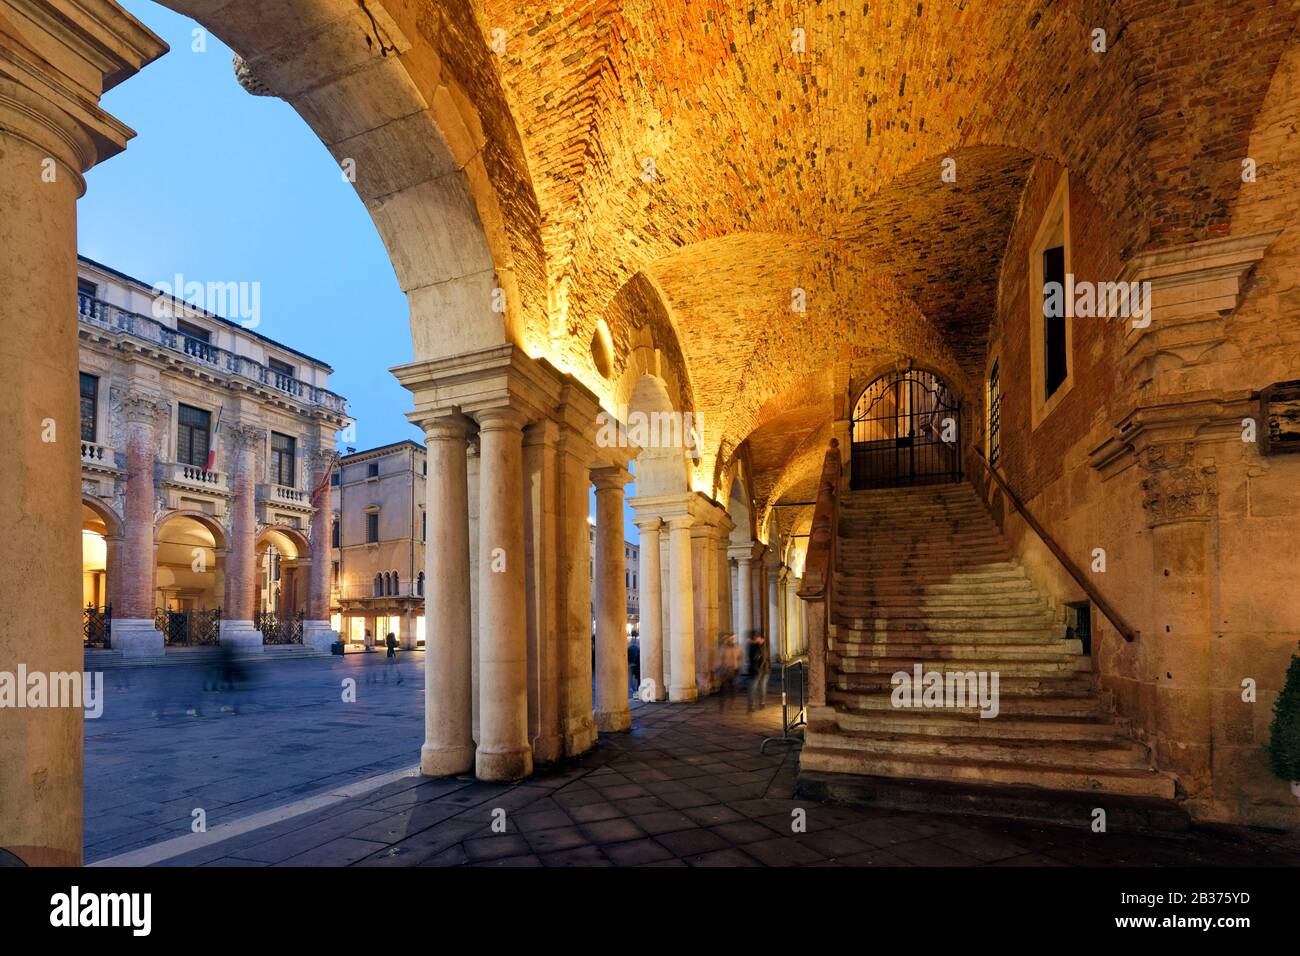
[205,407,222,472]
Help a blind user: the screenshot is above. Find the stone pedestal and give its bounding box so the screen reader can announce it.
[112,620,165,658]
[303,621,338,654]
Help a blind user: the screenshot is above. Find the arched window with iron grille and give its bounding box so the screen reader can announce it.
[850,368,962,490]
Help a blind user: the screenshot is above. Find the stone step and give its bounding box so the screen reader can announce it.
[805,726,1155,772]
[833,601,1052,620]
[835,656,1086,677]
[835,579,1038,598]
[830,613,1060,633]
[832,627,1066,646]
[837,535,1006,552]
[837,591,1046,609]
[830,708,1126,741]
[796,769,1187,830]
[827,688,1113,718]
[829,640,1083,661]
[834,673,1099,697]
[838,551,1013,570]
[836,568,1027,587]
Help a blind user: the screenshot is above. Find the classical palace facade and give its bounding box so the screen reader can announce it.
[5,0,1300,867]
[330,440,428,650]
[77,256,350,658]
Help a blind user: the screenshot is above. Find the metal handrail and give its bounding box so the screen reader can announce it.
[971,448,1137,643]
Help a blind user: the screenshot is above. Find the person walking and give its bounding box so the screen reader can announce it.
[747,632,770,712]
[716,634,740,711]
[384,631,402,684]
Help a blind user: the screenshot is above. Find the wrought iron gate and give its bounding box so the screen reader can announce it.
[255,610,304,645]
[156,607,222,646]
[83,603,112,649]
[850,368,962,489]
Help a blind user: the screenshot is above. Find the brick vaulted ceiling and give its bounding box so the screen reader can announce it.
[393,0,1299,508]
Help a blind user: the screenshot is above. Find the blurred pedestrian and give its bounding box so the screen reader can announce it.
[747,632,770,712]
[716,634,740,711]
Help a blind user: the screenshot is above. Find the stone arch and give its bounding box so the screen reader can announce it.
[255,524,311,559]
[81,494,124,540]
[155,509,227,550]
[626,373,693,497]
[158,0,545,364]
[155,510,226,612]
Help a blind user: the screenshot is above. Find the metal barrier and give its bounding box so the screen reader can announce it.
[760,655,808,754]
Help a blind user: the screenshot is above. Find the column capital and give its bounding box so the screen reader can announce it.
[632,515,662,534]
[229,421,265,450]
[729,547,754,565]
[418,410,476,442]
[592,464,633,491]
[0,2,166,181]
[475,405,530,433]
[664,513,695,532]
[113,386,166,426]
[523,417,560,448]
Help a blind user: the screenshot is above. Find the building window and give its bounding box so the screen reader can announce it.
[367,461,379,478]
[422,460,427,476]
[1043,244,1067,398]
[270,432,296,487]
[421,510,426,542]
[1029,172,1072,428]
[366,512,379,543]
[331,519,341,549]
[417,571,425,597]
[391,571,399,596]
[268,357,295,378]
[988,356,1002,468]
[176,319,209,342]
[79,373,98,443]
[176,404,211,467]
[332,561,339,585]
[330,471,340,486]
[77,278,97,298]
[373,573,382,597]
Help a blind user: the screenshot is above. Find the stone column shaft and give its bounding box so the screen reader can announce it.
[634,519,665,701]
[558,434,597,753]
[421,415,474,775]
[303,444,339,652]
[667,516,698,702]
[736,555,753,669]
[593,466,632,732]
[476,407,532,780]
[221,423,264,652]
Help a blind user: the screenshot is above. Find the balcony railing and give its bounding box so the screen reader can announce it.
[77,293,348,416]
[267,483,308,506]
[168,461,228,491]
[80,440,114,466]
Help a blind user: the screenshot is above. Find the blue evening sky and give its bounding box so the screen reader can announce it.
[79,0,636,540]
[79,0,417,453]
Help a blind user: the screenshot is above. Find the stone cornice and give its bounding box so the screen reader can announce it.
[1115,230,1280,392]
[0,0,166,170]
[1087,390,1257,481]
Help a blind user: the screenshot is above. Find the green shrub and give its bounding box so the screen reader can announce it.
[1268,647,1300,782]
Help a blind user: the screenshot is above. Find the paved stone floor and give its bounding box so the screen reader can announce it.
[85,651,423,862]
[86,655,1300,867]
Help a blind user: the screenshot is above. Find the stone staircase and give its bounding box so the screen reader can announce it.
[84,644,326,669]
[800,481,1180,823]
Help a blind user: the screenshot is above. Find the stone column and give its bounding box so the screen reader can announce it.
[112,388,165,657]
[557,427,598,753]
[666,515,698,702]
[716,524,733,638]
[0,3,165,867]
[735,552,754,669]
[691,521,718,694]
[768,559,784,661]
[633,518,665,701]
[303,443,339,653]
[523,419,562,762]
[401,607,416,651]
[593,466,632,732]
[785,573,802,659]
[475,406,532,780]
[421,414,475,776]
[221,422,264,652]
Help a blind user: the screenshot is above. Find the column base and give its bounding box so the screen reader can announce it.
[420,742,475,777]
[595,708,632,732]
[475,746,533,782]
[563,715,598,756]
[302,621,338,654]
[669,683,698,703]
[220,620,265,653]
[112,620,164,659]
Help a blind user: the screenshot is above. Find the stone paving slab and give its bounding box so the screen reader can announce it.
[87,655,1300,867]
